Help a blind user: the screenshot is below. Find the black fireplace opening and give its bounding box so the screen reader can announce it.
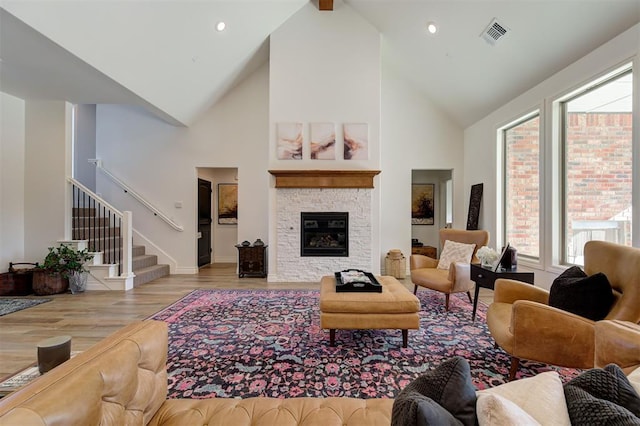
[301,212,348,257]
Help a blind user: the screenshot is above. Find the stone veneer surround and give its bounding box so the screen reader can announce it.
[274,188,372,281]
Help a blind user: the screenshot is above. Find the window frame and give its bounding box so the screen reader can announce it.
[500,110,542,265]
[552,62,634,267]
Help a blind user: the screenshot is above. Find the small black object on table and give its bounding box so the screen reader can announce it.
[470,263,534,321]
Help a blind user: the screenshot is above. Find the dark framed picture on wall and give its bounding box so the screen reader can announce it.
[411,184,435,225]
[466,183,483,230]
[218,183,238,225]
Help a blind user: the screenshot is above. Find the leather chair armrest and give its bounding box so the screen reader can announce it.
[595,320,640,374]
[493,278,549,305]
[450,263,474,292]
[410,254,438,270]
[510,300,596,369]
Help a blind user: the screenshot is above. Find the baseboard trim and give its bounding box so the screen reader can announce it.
[175,266,198,274]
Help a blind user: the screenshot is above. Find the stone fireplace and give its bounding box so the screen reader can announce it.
[269,170,380,282]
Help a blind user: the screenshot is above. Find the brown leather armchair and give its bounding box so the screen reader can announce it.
[595,320,640,375]
[410,229,489,311]
[487,240,640,380]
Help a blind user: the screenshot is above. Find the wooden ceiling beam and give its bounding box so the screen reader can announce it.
[318,0,333,11]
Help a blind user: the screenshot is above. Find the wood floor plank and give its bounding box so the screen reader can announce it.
[0,264,493,378]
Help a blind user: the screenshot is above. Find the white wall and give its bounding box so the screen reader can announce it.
[74,104,96,191]
[24,101,72,262]
[197,168,238,263]
[464,24,639,289]
[0,93,26,271]
[381,70,465,269]
[96,2,467,278]
[96,63,270,273]
[268,2,382,277]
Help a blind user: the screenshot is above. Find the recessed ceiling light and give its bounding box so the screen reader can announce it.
[426,21,438,35]
[216,21,226,32]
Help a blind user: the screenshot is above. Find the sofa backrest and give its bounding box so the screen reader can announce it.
[584,240,640,323]
[0,320,168,425]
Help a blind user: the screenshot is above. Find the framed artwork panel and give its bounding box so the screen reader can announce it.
[412,183,435,225]
[466,183,483,230]
[218,183,238,225]
[276,122,303,160]
[343,123,368,160]
[310,122,336,160]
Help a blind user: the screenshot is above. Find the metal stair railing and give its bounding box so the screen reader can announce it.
[68,177,133,277]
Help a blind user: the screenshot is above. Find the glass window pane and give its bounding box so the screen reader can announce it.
[504,115,540,259]
[563,71,633,265]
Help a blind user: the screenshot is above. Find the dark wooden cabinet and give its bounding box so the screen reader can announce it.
[411,246,437,259]
[236,245,268,278]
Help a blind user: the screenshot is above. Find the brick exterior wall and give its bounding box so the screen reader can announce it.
[565,112,632,254]
[505,116,540,257]
[506,113,632,259]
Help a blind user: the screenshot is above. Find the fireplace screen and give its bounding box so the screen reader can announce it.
[301,212,348,257]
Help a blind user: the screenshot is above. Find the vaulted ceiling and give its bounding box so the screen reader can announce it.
[1,0,638,128]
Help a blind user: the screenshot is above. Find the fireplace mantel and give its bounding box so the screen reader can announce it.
[269,170,381,188]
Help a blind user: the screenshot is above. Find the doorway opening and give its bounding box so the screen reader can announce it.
[197,168,238,267]
[411,169,453,257]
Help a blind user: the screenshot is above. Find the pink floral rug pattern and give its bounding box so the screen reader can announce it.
[151,289,580,399]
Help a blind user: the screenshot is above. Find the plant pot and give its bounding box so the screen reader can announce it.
[32,271,68,295]
[68,271,88,294]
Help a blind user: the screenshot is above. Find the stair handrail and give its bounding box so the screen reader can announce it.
[89,159,184,232]
[68,177,123,218]
[67,177,133,278]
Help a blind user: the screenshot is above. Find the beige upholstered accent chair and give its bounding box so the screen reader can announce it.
[487,240,640,381]
[410,229,490,311]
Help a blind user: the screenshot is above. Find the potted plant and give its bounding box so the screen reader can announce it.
[61,245,94,294]
[33,245,93,295]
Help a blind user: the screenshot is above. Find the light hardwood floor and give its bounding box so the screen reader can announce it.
[0,264,493,378]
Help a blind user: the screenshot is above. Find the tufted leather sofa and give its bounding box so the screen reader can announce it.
[0,320,393,425]
[1,319,638,425]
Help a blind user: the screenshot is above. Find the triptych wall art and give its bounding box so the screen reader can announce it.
[276,122,368,160]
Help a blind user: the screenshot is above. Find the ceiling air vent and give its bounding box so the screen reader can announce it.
[481,18,509,46]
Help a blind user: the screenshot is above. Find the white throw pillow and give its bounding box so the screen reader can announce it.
[476,371,571,426]
[476,393,540,426]
[628,366,640,395]
[437,240,476,270]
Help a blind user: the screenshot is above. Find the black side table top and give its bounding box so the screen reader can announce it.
[470,263,534,321]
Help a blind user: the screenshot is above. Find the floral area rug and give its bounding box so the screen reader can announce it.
[0,297,51,317]
[150,289,580,399]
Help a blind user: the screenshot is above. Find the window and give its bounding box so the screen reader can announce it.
[502,113,541,260]
[445,179,453,225]
[560,67,633,265]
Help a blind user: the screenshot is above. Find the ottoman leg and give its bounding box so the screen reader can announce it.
[402,329,408,348]
[329,329,336,346]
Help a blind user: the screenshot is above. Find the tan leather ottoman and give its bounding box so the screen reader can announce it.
[319,275,420,347]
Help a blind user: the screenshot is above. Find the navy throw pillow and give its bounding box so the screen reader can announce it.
[391,356,477,426]
[549,266,614,321]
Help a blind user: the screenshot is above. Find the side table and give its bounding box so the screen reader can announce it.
[470,263,534,321]
[235,244,268,278]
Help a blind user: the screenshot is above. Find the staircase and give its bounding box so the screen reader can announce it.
[132,244,170,286]
[72,207,170,287]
